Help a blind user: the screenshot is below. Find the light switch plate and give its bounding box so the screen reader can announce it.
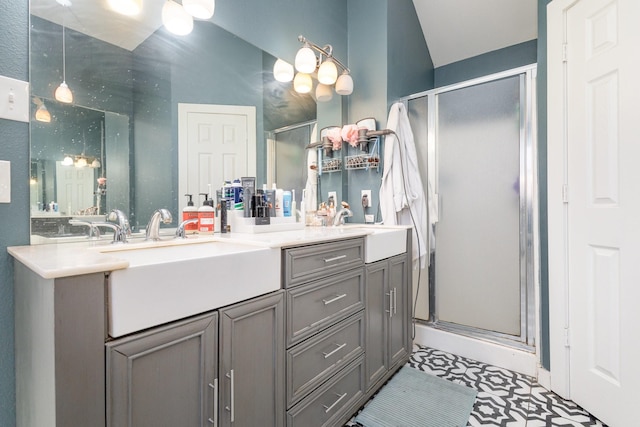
[0,76,29,123]
[0,161,10,203]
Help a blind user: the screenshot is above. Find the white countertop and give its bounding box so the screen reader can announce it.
[9,225,409,279]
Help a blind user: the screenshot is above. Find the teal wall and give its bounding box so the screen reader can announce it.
[538,0,551,371]
[0,2,29,426]
[435,39,538,88]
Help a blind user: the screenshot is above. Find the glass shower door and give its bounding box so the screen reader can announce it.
[434,75,524,338]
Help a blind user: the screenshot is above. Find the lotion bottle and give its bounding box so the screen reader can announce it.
[273,183,284,217]
[183,194,198,234]
[198,192,215,234]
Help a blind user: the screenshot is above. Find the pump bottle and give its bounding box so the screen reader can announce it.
[183,194,198,234]
[198,192,215,234]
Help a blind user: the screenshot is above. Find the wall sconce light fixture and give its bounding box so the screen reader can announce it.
[162,0,215,36]
[274,35,353,102]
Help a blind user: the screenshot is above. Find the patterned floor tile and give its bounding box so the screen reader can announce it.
[527,385,606,426]
[459,364,533,398]
[409,345,469,382]
[466,391,529,427]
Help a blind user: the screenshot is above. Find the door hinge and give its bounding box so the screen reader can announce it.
[562,184,569,203]
[562,43,568,62]
[564,328,570,348]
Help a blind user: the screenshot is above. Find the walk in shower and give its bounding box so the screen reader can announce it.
[406,65,538,352]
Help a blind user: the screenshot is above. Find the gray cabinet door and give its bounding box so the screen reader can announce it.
[364,253,411,391]
[106,313,218,427]
[219,291,285,427]
[364,261,388,390]
[388,254,410,368]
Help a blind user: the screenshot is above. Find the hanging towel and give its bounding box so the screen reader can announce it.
[304,123,318,212]
[379,102,428,269]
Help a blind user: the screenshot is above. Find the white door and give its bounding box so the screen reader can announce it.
[55,161,95,214]
[178,104,256,211]
[550,0,640,424]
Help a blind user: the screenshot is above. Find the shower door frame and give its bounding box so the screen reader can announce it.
[406,64,538,351]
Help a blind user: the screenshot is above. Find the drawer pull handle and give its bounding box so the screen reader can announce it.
[323,392,348,413]
[322,342,347,359]
[207,379,218,425]
[225,369,234,422]
[323,293,347,305]
[323,254,347,263]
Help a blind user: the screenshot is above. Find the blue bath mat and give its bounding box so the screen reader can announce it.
[355,365,477,427]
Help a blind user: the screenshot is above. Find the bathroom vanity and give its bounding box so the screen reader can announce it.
[10,226,412,427]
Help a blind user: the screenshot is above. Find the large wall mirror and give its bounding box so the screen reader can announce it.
[29,0,325,242]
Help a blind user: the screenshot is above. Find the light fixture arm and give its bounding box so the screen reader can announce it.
[297,35,350,74]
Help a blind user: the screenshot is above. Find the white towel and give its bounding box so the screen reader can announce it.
[304,123,318,212]
[379,103,428,269]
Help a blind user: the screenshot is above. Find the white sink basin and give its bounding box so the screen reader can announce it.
[105,241,280,337]
[345,225,408,263]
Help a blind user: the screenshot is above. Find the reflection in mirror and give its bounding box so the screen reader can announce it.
[29,0,319,243]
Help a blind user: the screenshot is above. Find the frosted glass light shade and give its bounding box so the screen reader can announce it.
[183,0,215,19]
[35,104,51,123]
[273,59,294,82]
[75,157,87,168]
[91,158,101,168]
[162,0,194,36]
[317,59,338,85]
[293,73,313,94]
[295,46,316,73]
[54,81,73,103]
[107,0,142,16]
[315,84,333,102]
[62,155,74,166]
[335,72,353,95]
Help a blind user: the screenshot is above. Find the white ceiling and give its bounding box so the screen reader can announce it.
[412,0,538,67]
[30,0,164,51]
[31,0,539,65]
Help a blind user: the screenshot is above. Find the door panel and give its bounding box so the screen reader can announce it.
[565,0,640,423]
[435,76,522,336]
[178,104,256,212]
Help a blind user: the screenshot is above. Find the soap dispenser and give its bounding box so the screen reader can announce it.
[183,194,198,234]
[198,192,215,234]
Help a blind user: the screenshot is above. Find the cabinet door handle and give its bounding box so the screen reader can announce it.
[322,342,347,359]
[323,392,348,413]
[386,291,393,318]
[393,287,397,315]
[225,369,234,422]
[207,379,218,426]
[323,254,347,263]
[323,293,347,305]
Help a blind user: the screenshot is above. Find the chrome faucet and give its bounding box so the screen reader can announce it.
[175,218,199,239]
[93,209,131,243]
[333,202,353,226]
[146,208,173,241]
[69,219,102,240]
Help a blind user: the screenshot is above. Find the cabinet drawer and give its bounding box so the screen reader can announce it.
[287,312,364,408]
[284,238,364,287]
[287,268,365,346]
[287,356,364,427]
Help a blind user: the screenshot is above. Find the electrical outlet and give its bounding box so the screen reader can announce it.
[361,190,372,207]
[328,191,337,204]
[365,214,374,223]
